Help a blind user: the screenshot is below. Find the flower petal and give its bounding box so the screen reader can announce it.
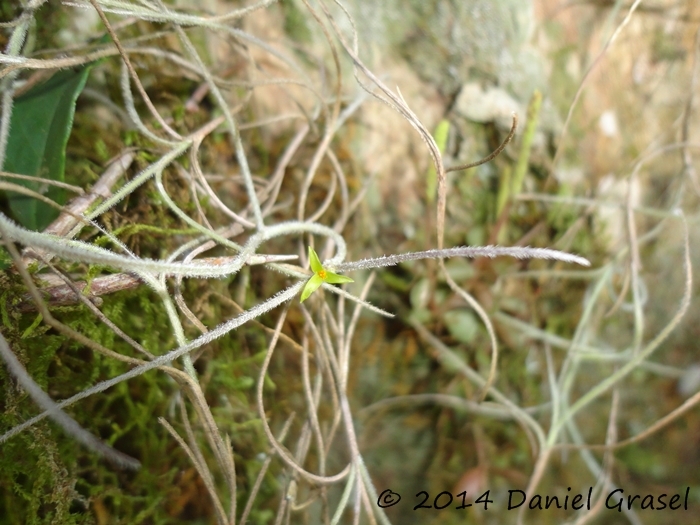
[324,271,354,285]
[300,274,324,302]
[308,246,324,273]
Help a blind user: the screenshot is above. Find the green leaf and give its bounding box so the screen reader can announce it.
[409,277,430,310]
[511,89,542,198]
[324,271,353,285]
[308,246,323,273]
[0,246,11,270]
[3,64,93,231]
[427,119,450,204]
[300,274,324,303]
[444,309,480,345]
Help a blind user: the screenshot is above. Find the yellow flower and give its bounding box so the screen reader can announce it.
[300,246,354,303]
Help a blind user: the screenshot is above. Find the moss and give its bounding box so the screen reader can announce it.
[0,270,284,523]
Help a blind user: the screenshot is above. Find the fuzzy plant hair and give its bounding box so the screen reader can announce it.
[1,0,696,524]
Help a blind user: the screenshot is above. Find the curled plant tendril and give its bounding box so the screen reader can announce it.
[300,246,354,303]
